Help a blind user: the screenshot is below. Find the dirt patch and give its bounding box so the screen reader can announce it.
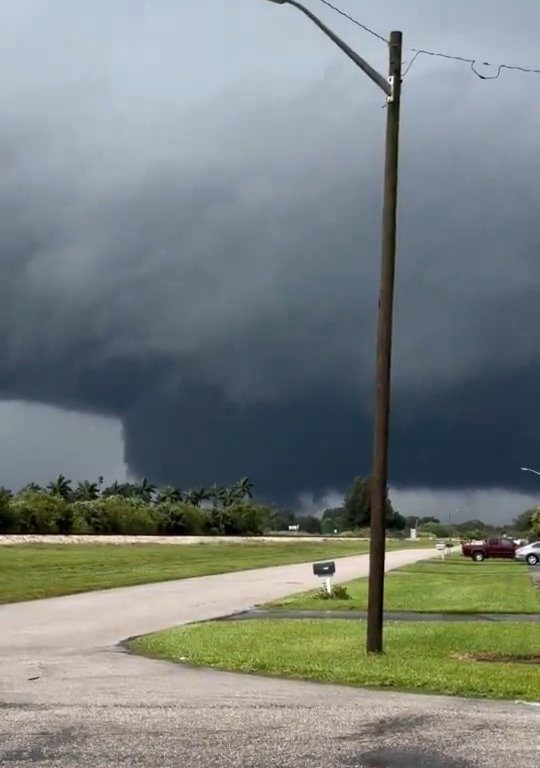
[452,652,540,665]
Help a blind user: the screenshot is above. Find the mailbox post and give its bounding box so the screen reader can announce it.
[436,541,447,560]
[313,561,336,595]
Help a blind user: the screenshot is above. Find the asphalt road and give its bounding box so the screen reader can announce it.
[1,548,538,767]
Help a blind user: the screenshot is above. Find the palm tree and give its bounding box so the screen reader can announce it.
[0,486,12,503]
[73,481,99,501]
[233,477,254,502]
[132,477,156,503]
[220,488,239,508]
[101,481,124,498]
[155,486,183,504]
[209,484,225,508]
[185,487,211,507]
[21,482,42,493]
[47,475,72,500]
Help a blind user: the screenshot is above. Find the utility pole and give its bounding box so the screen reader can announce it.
[264,0,403,654]
[366,31,402,654]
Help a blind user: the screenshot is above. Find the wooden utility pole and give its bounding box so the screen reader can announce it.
[366,31,403,654]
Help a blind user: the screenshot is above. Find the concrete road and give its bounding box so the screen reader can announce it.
[0,548,537,767]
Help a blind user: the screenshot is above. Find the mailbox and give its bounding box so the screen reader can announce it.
[312,561,336,577]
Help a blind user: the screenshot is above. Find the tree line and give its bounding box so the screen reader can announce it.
[0,476,272,536]
[1,473,537,539]
[0,474,407,537]
[316,478,540,539]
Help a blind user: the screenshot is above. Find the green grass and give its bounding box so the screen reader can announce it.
[131,619,539,701]
[0,540,381,603]
[269,556,539,614]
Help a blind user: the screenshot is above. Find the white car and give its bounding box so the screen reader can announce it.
[515,541,540,566]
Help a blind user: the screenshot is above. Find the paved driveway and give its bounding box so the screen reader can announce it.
[0,548,537,767]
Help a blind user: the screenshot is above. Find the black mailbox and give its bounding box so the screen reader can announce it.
[312,561,336,577]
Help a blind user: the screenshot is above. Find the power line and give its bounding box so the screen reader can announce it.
[315,0,388,44]
[404,48,540,80]
[315,0,540,81]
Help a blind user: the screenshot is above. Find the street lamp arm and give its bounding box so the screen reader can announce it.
[521,466,540,476]
[267,0,391,96]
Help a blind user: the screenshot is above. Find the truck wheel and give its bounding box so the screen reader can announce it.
[472,551,485,562]
[526,553,539,566]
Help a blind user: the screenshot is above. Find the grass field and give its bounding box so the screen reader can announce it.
[130,618,539,701]
[0,539,393,603]
[268,556,539,614]
[0,539,437,604]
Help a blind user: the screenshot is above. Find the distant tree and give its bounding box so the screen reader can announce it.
[268,507,297,531]
[418,516,440,526]
[47,475,73,500]
[456,519,487,532]
[209,485,237,508]
[387,510,407,532]
[73,481,100,502]
[529,509,540,538]
[20,482,42,494]
[321,507,346,534]
[0,487,13,503]
[343,477,394,529]
[0,488,16,533]
[221,488,240,508]
[101,481,123,498]
[12,491,70,534]
[208,484,223,508]
[297,515,322,535]
[185,487,212,507]
[514,509,535,534]
[155,486,183,505]
[422,522,451,538]
[233,477,254,502]
[114,483,140,499]
[155,502,206,536]
[455,519,489,538]
[131,477,156,503]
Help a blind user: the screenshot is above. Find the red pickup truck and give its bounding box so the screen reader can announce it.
[461,538,517,561]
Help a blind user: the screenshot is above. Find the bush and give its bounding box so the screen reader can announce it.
[155,503,207,536]
[11,491,70,534]
[206,503,269,536]
[316,584,351,601]
[76,496,159,535]
[0,491,17,533]
[234,503,270,535]
[1,492,271,538]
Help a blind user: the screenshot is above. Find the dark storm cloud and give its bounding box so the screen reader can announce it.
[1,0,540,498]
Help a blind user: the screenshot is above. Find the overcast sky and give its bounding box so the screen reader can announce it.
[1,0,540,522]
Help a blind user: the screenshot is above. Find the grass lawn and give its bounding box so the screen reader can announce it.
[0,539,386,604]
[131,619,539,701]
[0,539,435,604]
[269,556,539,614]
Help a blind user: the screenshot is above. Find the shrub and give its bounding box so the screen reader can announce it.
[203,503,269,536]
[0,491,17,533]
[155,502,207,536]
[76,496,159,535]
[11,491,70,534]
[316,584,352,601]
[232,503,270,535]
